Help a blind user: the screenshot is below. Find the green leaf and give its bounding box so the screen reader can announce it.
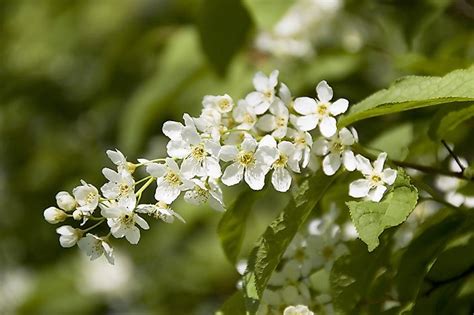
[347,169,418,251]
[243,170,336,314]
[368,123,414,160]
[242,0,295,29]
[330,239,392,314]
[197,0,252,75]
[218,189,257,264]
[428,102,474,140]
[396,213,467,303]
[216,291,247,315]
[338,66,474,127]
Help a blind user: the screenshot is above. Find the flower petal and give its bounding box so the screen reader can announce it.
[271,167,292,192]
[219,145,239,162]
[125,227,140,244]
[296,115,318,131]
[244,163,268,190]
[241,136,258,152]
[329,98,349,116]
[256,114,276,132]
[319,116,337,137]
[349,179,371,198]
[162,121,183,140]
[373,152,387,173]
[155,181,181,204]
[253,71,268,91]
[166,140,189,159]
[316,80,333,102]
[342,150,357,171]
[312,138,329,156]
[222,163,244,186]
[294,97,316,115]
[382,168,397,185]
[322,153,341,176]
[356,154,373,175]
[203,157,222,178]
[367,185,387,202]
[339,127,355,146]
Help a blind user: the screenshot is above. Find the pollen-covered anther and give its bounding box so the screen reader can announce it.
[165,171,182,187]
[273,154,288,168]
[238,151,255,166]
[191,144,206,161]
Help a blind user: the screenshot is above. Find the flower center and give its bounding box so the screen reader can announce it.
[263,90,273,100]
[191,144,206,161]
[165,171,182,187]
[276,116,286,128]
[238,151,255,166]
[218,99,231,111]
[371,174,381,184]
[317,103,328,116]
[121,213,134,225]
[331,141,344,153]
[273,154,288,168]
[86,192,96,204]
[294,136,306,146]
[243,113,255,124]
[322,246,334,259]
[119,183,131,195]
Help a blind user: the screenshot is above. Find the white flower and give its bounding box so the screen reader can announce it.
[306,224,348,271]
[43,207,67,224]
[284,305,314,315]
[262,136,300,192]
[246,70,279,115]
[136,202,185,223]
[294,80,349,137]
[256,99,289,139]
[349,152,397,202]
[287,128,313,168]
[73,180,100,214]
[55,191,76,211]
[78,233,114,265]
[220,135,278,190]
[435,158,474,207]
[100,199,149,244]
[101,168,136,204]
[56,225,82,248]
[233,99,258,130]
[202,94,234,113]
[184,178,225,211]
[313,127,358,176]
[194,107,224,141]
[106,149,135,173]
[163,116,221,179]
[146,158,194,204]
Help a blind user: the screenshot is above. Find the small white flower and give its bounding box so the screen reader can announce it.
[55,191,76,211]
[294,80,349,137]
[184,178,225,211]
[73,180,100,214]
[164,116,222,179]
[43,207,68,224]
[194,107,224,141]
[78,233,114,265]
[56,225,82,248]
[313,127,358,176]
[101,169,136,204]
[202,94,234,113]
[256,99,289,139]
[233,99,258,131]
[146,158,194,204]
[220,135,278,190]
[100,199,149,244]
[106,149,136,173]
[246,70,279,115]
[349,152,397,202]
[262,137,300,192]
[283,305,314,315]
[136,202,185,223]
[287,128,313,168]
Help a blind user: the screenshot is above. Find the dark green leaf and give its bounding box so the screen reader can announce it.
[338,66,474,128]
[243,0,295,29]
[216,291,247,315]
[197,0,252,75]
[243,170,336,313]
[347,169,418,251]
[218,189,257,264]
[428,102,474,140]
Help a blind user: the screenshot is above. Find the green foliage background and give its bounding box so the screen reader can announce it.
[0,0,473,314]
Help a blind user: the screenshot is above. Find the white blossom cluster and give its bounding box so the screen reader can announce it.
[44,70,397,264]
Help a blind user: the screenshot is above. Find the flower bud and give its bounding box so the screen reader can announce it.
[73,210,83,221]
[55,191,76,211]
[56,225,82,248]
[43,207,68,224]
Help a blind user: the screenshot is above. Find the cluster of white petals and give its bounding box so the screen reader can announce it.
[44,70,398,264]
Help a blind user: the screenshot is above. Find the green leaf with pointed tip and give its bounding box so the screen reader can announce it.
[338,66,474,128]
[347,169,418,251]
[197,0,252,75]
[428,102,474,140]
[218,189,257,265]
[243,170,336,314]
[243,0,296,29]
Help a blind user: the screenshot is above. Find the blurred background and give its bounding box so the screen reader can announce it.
[0,0,473,314]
